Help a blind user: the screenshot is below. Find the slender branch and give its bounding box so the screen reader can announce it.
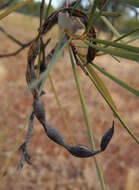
[0,26,25,46]
[0,26,35,58]
[0,40,34,58]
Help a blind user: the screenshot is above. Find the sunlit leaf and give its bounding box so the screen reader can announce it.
[85,65,117,111]
[87,0,100,31]
[91,63,139,96]
[90,38,139,53]
[85,41,139,62]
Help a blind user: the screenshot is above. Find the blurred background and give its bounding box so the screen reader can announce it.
[0,0,139,189]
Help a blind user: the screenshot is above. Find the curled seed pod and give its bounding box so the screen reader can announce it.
[100,121,114,152]
[27,38,40,64]
[42,8,97,66]
[45,123,102,158]
[23,7,114,163]
[45,124,67,147]
[86,27,97,65]
[86,46,96,64]
[66,145,101,158]
[33,97,46,125]
[42,8,88,34]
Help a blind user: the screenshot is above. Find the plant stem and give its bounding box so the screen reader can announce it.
[48,74,75,145]
[69,48,106,190]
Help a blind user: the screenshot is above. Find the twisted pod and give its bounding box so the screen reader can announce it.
[28,37,114,158]
[18,8,114,169]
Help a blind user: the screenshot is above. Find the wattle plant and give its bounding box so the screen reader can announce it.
[0,1,138,189]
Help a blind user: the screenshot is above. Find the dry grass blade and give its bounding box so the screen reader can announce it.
[48,75,75,145]
[0,0,32,20]
[86,64,117,111]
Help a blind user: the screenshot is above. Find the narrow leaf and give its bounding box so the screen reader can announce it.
[125,36,139,44]
[45,0,52,19]
[85,64,117,111]
[87,0,100,31]
[102,28,139,49]
[90,38,139,53]
[69,48,106,190]
[91,63,139,96]
[69,49,93,147]
[48,75,75,145]
[88,1,122,39]
[96,8,121,38]
[113,28,139,43]
[70,0,81,16]
[94,0,111,23]
[85,41,139,62]
[86,64,139,144]
[0,0,32,20]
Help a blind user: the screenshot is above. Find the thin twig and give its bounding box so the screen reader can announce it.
[0,40,34,58]
[0,26,24,46]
